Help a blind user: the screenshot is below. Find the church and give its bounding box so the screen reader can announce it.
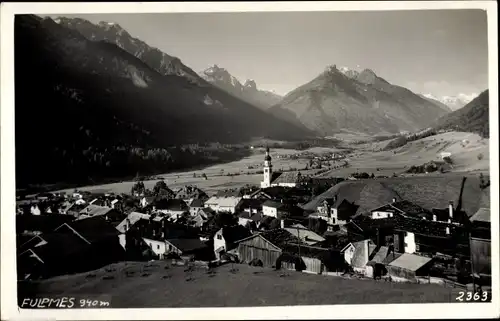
[260,146,302,188]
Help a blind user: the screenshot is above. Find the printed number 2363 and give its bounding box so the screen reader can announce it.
[456,291,489,302]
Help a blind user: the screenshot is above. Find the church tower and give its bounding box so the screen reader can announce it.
[260,146,273,188]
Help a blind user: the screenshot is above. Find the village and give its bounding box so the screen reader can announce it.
[16,147,492,299]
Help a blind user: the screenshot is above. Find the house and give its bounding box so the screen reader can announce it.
[154,199,189,217]
[78,205,124,226]
[17,217,125,280]
[235,198,265,215]
[369,199,431,220]
[142,237,167,259]
[238,211,265,230]
[204,196,242,213]
[341,239,377,274]
[386,253,433,283]
[309,196,359,226]
[188,198,206,216]
[365,246,391,278]
[284,224,325,246]
[278,244,346,274]
[261,200,304,219]
[175,185,208,204]
[190,210,210,228]
[140,196,156,208]
[124,218,200,260]
[115,212,151,248]
[213,225,252,260]
[164,238,210,260]
[235,228,302,268]
[469,208,491,282]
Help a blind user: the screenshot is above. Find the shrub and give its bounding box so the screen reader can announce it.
[477,153,484,160]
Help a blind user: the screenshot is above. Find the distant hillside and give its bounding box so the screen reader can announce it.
[434,90,489,138]
[200,64,282,110]
[302,175,489,217]
[15,15,312,187]
[269,65,451,136]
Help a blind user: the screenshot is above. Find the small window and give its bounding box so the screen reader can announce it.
[157,245,160,250]
[217,234,222,240]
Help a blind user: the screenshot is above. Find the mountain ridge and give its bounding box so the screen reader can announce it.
[269,64,451,136]
[200,64,282,110]
[15,15,313,186]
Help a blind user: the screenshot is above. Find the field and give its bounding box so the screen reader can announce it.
[18,261,462,308]
[56,131,490,196]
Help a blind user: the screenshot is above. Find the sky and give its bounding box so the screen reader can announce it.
[48,10,489,98]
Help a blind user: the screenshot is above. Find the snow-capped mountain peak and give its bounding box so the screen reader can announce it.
[339,66,361,79]
[423,93,478,110]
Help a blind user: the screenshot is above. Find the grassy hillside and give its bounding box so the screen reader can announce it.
[434,90,489,138]
[18,261,461,308]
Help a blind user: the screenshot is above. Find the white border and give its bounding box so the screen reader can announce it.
[1,1,498,320]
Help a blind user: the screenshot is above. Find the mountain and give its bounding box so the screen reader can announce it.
[15,15,312,186]
[422,93,475,111]
[434,90,489,138]
[440,94,477,111]
[418,94,453,112]
[54,17,204,84]
[200,65,282,109]
[268,65,451,136]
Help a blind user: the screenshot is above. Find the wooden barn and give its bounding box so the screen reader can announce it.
[235,229,300,268]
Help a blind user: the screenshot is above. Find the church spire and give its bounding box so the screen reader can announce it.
[261,146,272,188]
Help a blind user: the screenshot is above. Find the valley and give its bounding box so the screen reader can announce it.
[54,131,490,196]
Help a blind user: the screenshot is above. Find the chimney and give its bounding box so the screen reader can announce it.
[448,201,454,223]
[125,218,130,232]
[432,214,437,222]
[280,219,285,229]
[392,198,397,203]
[445,226,450,235]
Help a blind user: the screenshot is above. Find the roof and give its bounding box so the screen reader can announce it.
[175,186,207,199]
[351,214,463,239]
[260,228,302,249]
[388,253,432,271]
[284,225,325,245]
[165,238,207,253]
[21,232,90,262]
[155,199,188,211]
[272,171,302,184]
[60,216,120,243]
[189,198,205,208]
[221,225,252,244]
[370,246,390,264]
[236,198,265,210]
[262,200,284,209]
[470,208,490,223]
[115,212,151,233]
[303,176,488,217]
[205,196,242,208]
[341,239,377,268]
[78,204,113,217]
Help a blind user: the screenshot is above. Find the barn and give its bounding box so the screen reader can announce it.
[235,229,300,268]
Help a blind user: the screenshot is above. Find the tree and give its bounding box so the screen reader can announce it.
[131,181,145,196]
[202,173,208,180]
[153,180,168,195]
